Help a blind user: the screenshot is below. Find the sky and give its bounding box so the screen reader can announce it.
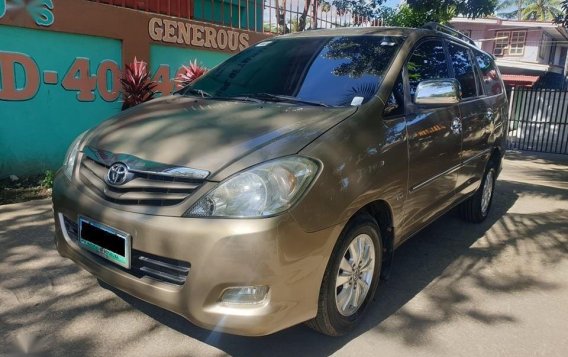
[384,0,402,8]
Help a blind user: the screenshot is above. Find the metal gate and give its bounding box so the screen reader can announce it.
[507,87,568,154]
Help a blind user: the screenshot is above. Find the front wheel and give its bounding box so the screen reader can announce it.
[306,213,382,336]
[459,163,497,223]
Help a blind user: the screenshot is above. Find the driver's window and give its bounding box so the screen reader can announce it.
[407,40,449,102]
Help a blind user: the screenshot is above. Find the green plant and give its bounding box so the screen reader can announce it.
[41,170,54,189]
[406,0,497,19]
[522,0,563,21]
[120,57,157,110]
[385,3,456,27]
[556,0,568,26]
[175,60,208,87]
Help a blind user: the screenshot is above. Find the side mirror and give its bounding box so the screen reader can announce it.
[415,79,461,105]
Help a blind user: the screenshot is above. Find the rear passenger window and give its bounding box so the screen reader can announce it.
[449,43,477,98]
[475,52,503,95]
[407,40,449,101]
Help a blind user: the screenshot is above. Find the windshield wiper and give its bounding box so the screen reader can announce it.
[179,89,263,103]
[180,87,212,98]
[244,93,331,107]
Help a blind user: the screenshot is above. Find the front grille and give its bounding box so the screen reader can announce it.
[62,216,190,286]
[79,157,202,207]
[130,251,190,285]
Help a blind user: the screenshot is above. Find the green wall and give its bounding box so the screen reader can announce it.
[0,25,122,177]
[0,29,233,178]
[150,44,231,78]
[193,0,263,31]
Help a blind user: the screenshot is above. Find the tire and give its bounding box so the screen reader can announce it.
[306,213,382,336]
[459,162,497,223]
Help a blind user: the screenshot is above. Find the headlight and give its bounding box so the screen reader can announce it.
[63,131,87,180]
[185,156,319,218]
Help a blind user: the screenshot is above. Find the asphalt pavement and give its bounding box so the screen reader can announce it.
[1,151,567,357]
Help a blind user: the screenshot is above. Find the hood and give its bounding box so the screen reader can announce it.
[86,95,356,180]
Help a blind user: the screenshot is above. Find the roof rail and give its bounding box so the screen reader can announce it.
[422,22,477,47]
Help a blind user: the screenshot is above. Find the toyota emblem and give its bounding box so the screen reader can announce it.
[106,163,130,185]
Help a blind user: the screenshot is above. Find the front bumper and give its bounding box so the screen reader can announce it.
[52,175,342,336]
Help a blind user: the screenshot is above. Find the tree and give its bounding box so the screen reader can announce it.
[522,0,563,21]
[406,0,498,19]
[332,0,386,19]
[384,3,456,27]
[274,0,386,33]
[496,0,529,20]
[556,0,568,26]
[496,0,562,20]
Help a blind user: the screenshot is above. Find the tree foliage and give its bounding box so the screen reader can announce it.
[497,0,563,21]
[406,0,498,19]
[275,0,386,33]
[384,4,456,27]
[521,0,563,21]
[331,0,386,18]
[556,0,568,26]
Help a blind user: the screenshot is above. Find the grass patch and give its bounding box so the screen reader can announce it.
[0,171,54,205]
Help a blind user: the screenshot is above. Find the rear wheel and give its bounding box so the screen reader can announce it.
[306,213,382,336]
[459,163,497,223]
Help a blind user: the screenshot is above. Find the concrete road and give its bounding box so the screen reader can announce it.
[1,152,567,357]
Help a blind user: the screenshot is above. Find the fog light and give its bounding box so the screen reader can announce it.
[221,286,269,304]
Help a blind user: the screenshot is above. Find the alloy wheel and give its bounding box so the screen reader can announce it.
[335,234,375,316]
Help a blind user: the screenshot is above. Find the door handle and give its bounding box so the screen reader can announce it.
[485,109,494,134]
[451,118,462,134]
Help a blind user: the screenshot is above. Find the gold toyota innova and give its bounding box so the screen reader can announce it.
[53,24,507,336]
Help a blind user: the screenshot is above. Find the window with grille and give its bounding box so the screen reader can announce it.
[494,31,509,56]
[509,31,526,55]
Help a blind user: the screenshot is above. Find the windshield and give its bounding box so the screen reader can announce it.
[182,35,404,107]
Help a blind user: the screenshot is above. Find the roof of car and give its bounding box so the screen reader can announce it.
[276,26,482,53]
[278,26,427,38]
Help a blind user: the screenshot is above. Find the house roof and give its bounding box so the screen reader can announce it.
[501,74,540,87]
[449,17,568,41]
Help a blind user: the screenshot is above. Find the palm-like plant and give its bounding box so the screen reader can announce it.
[497,0,563,20]
[556,0,568,26]
[174,60,208,88]
[496,0,529,20]
[120,57,157,110]
[522,0,563,20]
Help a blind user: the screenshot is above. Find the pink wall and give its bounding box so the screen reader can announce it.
[451,21,547,64]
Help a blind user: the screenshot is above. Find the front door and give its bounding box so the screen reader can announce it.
[401,39,462,236]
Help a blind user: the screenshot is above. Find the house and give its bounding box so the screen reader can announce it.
[449,17,568,89]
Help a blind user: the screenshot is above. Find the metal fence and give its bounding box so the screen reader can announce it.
[89,1,383,33]
[263,0,383,34]
[507,87,568,154]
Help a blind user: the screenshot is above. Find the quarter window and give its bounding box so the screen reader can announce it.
[407,40,449,101]
[384,73,404,117]
[449,43,477,98]
[474,51,503,96]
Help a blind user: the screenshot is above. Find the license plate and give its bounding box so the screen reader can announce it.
[78,217,131,269]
